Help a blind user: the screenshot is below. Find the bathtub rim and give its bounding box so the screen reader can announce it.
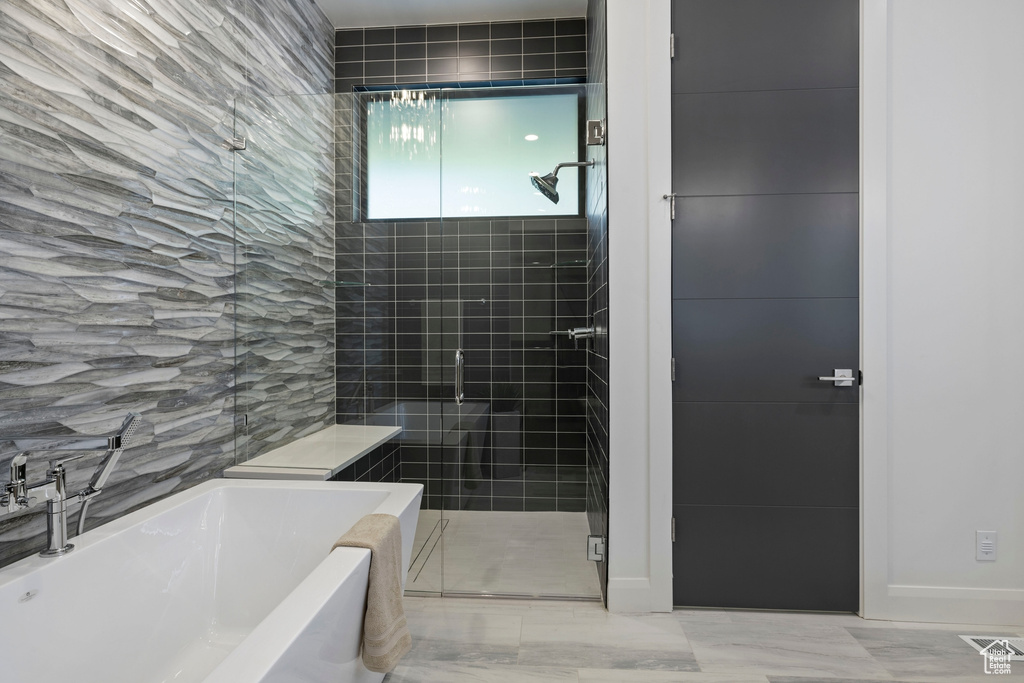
[0,479,424,587]
[202,547,374,683]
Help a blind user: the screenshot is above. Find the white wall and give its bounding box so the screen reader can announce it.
[863,0,1024,626]
[605,0,673,613]
[610,0,1024,624]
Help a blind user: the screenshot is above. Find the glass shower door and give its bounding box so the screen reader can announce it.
[437,87,599,597]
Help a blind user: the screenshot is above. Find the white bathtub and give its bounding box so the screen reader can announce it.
[0,479,423,683]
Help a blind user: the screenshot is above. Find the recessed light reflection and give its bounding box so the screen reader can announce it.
[524,134,539,141]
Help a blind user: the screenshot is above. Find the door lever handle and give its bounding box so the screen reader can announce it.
[818,369,856,387]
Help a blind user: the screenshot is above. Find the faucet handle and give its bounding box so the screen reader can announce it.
[9,453,27,482]
[46,452,89,471]
[4,454,29,513]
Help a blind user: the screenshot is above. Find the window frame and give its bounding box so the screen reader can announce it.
[355,83,587,222]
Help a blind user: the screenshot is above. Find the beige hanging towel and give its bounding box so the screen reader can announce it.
[332,513,412,673]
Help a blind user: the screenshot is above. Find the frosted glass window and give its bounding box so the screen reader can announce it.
[366,91,580,219]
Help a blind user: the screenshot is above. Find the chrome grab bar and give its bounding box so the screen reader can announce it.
[454,348,465,405]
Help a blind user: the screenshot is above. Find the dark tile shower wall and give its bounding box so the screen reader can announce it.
[585,0,610,598]
[332,18,592,508]
[333,441,401,483]
[334,18,588,92]
[0,0,335,566]
[335,218,590,513]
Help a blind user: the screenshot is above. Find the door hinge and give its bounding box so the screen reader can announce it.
[858,370,863,385]
[671,517,676,543]
[670,33,676,59]
[663,193,678,219]
[671,357,676,382]
[587,535,606,562]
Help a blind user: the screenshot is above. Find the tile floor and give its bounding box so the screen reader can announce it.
[405,510,602,598]
[386,597,1024,682]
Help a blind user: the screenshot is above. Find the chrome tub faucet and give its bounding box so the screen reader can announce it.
[1,413,141,557]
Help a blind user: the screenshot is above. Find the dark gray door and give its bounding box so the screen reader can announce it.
[671,0,860,611]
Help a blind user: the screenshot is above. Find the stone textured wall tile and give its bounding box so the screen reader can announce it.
[0,0,335,566]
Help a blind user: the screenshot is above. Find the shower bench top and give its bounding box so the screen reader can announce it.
[222,424,402,481]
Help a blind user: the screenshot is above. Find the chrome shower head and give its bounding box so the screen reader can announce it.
[530,172,560,204]
[529,160,594,205]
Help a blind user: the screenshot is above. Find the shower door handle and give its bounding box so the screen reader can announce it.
[454,348,465,405]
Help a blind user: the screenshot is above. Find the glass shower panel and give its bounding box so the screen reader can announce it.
[362,90,448,595]
[233,92,336,464]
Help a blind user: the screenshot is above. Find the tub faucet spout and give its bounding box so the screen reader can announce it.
[1,413,141,556]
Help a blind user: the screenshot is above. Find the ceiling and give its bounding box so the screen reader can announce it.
[314,0,588,29]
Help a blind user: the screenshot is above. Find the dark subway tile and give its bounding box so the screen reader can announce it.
[523,53,555,71]
[365,61,396,78]
[361,75,396,86]
[492,497,525,512]
[365,43,395,60]
[491,38,524,55]
[364,27,395,44]
[556,52,587,70]
[556,18,586,36]
[557,498,586,513]
[523,19,555,37]
[556,34,587,53]
[459,40,490,57]
[336,29,363,46]
[491,21,523,39]
[427,58,458,75]
[427,24,458,41]
[396,60,427,77]
[336,62,364,79]
[427,41,458,58]
[396,42,426,60]
[523,37,555,54]
[526,481,557,497]
[336,45,363,62]
[459,22,490,40]
[395,74,428,85]
[491,55,523,73]
[396,26,426,43]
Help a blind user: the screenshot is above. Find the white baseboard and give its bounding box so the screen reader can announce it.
[865,585,1024,627]
[607,577,654,613]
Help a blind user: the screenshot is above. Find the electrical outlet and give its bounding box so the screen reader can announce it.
[977,531,997,562]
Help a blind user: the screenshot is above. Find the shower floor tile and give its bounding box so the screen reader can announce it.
[405,509,602,598]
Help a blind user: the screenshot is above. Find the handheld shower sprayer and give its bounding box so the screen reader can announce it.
[530,160,594,204]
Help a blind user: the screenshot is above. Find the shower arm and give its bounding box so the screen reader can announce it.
[552,160,594,176]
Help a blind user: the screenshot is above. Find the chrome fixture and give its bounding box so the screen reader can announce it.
[818,369,856,387]
[568,325,596,350]
[530,160,595,204]
[454,348,465,406]
[586,119,606,146]
[662,192,680,219]
[1,413,141,557]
